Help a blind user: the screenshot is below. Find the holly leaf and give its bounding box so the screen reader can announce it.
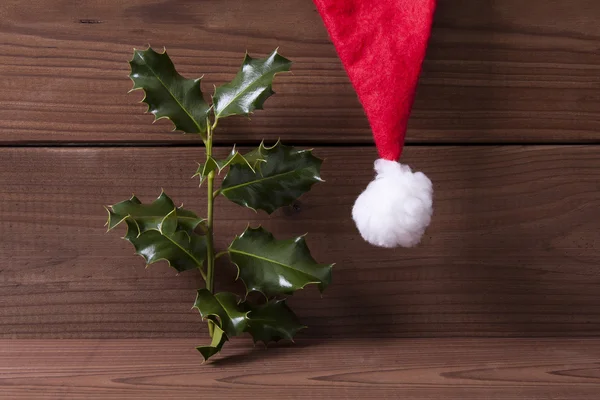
[216,145,266,171]
[106,193,207,272]
[193,156,219,186]
[220,141,323,214]
[246,300,305,345]
[197,324,228,362]
[124,214,207,273]
[228,226,333,297]
[129,46,210,135]
[117,207,207,273]
[213,49,292,119]
[194,293,305,360]
[193,289,249,337]
[193,146,265,185]
[106,191,203,233]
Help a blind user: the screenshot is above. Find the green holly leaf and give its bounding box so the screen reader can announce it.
[193,146,265,185]
[213,49,292,119]
[194,293,305,360]
[216,145,266,171]
[116,207,207,273]
[106,192,203,233]
[193,289,249,337]
[107,193,206,275]
[106,193,207,272]
[192,156,219,186]
[220,141,323,214]
[246,300,305,345]
[129,46,210,135]
[228,226,333,297]
[196,324,228,362]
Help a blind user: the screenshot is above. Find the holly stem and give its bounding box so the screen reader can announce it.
[205,120,216,338]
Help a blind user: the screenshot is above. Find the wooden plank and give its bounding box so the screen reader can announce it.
[0,0,598,144]
[1,338,600,399]
[1,146,599,338]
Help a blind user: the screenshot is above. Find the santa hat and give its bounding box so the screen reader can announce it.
[313,0,436,248]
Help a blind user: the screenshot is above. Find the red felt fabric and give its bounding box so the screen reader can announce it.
[313,0,436,161]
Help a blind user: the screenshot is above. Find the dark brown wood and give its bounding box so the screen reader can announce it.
[0,0,598,144]
[1,146,599,338]
[1,338,600,399]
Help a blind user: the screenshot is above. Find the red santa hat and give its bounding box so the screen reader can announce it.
[313,0,436,248]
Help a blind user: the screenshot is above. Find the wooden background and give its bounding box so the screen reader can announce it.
[1,0,600,397]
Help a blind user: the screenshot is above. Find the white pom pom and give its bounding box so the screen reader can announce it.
[352,159,433,248]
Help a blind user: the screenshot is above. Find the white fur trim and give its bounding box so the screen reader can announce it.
[352,159,433,248]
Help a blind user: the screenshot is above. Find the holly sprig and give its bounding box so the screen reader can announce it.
[106,47,332,361]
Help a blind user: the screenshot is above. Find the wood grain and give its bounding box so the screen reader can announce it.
[1,146,599,338]
[1,338,600,399]
[0,0,598,144]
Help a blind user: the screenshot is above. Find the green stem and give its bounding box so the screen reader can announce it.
[214,250,229,260]
[205,120,216,338]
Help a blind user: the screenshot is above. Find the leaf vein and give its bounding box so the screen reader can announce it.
[229,248,317,279]
[221,169,309,193]
[162,232,205,271]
